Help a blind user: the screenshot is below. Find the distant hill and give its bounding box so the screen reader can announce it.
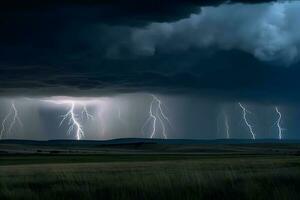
[1,138,300,145]
[1,138,300,155]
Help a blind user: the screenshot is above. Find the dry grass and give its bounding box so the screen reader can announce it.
[1,155,300,199]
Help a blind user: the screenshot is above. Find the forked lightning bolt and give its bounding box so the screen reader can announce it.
[238,103,255,139]
[275,106,284,140]
[1,108,12,138]
[142,95,171,139]
[82,106,94,120]
[59,102,85,140]
[45,100,95,140]
[142,97,156,138]
[0,102,23,138]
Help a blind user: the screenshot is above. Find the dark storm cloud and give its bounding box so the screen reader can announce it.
[129,2,300,64]
[1,49,300,103]
[1,0,299,104]
[0,0,274,25]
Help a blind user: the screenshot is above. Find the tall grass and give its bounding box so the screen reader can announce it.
[1,157,300,200]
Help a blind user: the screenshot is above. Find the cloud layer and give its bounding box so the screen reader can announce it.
[129,2,300,64]
[1,0,300,104]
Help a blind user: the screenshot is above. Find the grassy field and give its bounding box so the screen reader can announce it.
[1,140,300,199]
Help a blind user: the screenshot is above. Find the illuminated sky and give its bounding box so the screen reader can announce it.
[0,0,299,140]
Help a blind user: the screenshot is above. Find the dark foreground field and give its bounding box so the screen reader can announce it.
[1,139,300,200]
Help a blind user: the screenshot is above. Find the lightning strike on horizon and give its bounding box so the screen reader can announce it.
[238,103,255,139]
[142,95,172,139]
[116,105,126,126]
[59,102,84,140]
[118,106,121,121]
[1,109,12,138]
[82,106,94,120]
[44,99,96,140]
[0,102,23,139]
[223,111,230,139]
[142,97,156,138]
[275,106,284,140]
[97,106,105,136]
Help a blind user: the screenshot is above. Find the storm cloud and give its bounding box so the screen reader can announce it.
[0,0,299,104]
[129,2,300,64]
[4,0,300,141]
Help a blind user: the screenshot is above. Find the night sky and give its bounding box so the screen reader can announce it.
[1,0,300,140]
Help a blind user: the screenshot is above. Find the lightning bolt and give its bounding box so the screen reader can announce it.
[1,108,12,138]
[223,111,230,139]
[59,102,85,140]
[82,106,94,120]
[118,106,122,121]
[116,104,126,126]
[142,97,156,138]
[97,105,105,136]
[275,106,284,140]
[142,95,171,139]
[0,102,23,139]
[45,100,95,140]
[238,103,255,140]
